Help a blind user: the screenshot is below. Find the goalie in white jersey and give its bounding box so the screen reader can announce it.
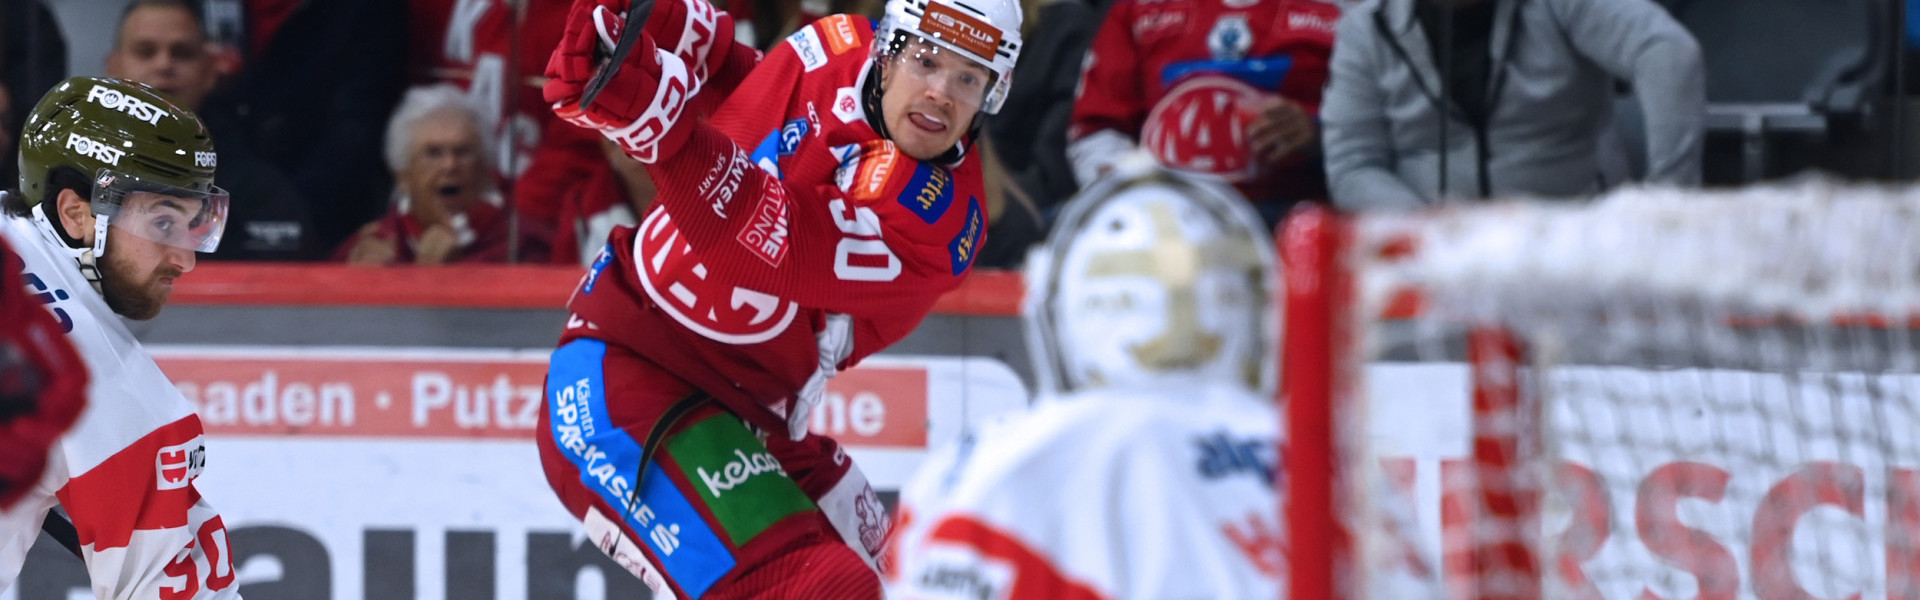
[0,76,240,599]
[889,157,1290,599]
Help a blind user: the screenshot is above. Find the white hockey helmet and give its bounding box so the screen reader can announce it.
[1023,153,1280,397]
[874,0,1023,114]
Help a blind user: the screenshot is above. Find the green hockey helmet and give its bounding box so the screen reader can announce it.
[17,76,227,253]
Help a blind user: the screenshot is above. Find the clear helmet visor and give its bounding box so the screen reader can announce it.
[884,36,998,114]
[91,170,230,253]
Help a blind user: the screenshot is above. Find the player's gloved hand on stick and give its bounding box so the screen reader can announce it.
[545,0,697,162]
[645,0,734,83]
[556,0,732,79]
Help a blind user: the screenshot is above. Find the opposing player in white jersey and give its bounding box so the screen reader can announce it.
[888,156,1287,598]
[891,158,1437,599]
[0,76,240,599]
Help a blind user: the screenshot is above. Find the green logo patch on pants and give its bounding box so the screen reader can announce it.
[665,414,816,546]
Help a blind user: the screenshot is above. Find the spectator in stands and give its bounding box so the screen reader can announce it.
[3,0,67,189]
[974,136,1048,269]
[412,0,614,265]
[199,0,408,254]
[107,0,313,260]
[1322,0,1703,210]
[1071,0,1343,228]
[0,83,12,195]
[411,0,578,185]
[975,0,1102,260]
[516,132,657,267]
[337,84,549,265]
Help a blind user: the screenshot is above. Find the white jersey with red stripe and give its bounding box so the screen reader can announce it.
[0,215,241,599]
[887,382,1283,600]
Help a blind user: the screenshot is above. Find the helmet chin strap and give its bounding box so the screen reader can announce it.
[92,216,111,258]
[30,203,107,294]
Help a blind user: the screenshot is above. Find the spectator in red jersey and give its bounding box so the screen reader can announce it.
[404,0,640,263]
[1070,0,1344,228]
[336,84,550,265]
[412,0,586,184]
[411,0,627,263]
[516,129,659,266]
[106,0,313,261]
[197,0,408,255]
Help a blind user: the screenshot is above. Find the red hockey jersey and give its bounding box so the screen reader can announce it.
[564,14,989,434]
[1070,0,1341,204]
[416,0,582,180]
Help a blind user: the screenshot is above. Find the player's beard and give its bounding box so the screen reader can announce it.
[100,250,179,321]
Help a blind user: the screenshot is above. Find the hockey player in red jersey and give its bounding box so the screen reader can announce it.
[1070,0,1343,225]
[534,0,1022,596]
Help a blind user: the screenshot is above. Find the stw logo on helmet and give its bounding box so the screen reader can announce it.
[920,2,1002,59]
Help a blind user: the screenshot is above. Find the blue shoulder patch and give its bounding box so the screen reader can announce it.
[582,242,615,295]
[749,130,783,179]
[898,162,955,224]
[778,118,808,157]
[547,340,737,596]
[947,196,984,275]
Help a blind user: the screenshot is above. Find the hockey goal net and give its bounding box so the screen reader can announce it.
[1281,181,1920,600]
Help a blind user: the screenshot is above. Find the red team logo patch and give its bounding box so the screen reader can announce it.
[636,211,800,345]
[155,439,205,490]
[1141,75,1271,183]
[834,87,861,123]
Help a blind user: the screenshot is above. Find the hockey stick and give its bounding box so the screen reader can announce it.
[42,510,83,558]
[621,393,709,517]
[579,0,659,111]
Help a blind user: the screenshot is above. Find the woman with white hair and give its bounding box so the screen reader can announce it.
[335,84,550,264]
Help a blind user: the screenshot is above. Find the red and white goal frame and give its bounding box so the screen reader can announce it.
[1280,182,1920,600]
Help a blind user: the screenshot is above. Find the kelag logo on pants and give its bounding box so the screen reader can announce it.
[666,415,816,545]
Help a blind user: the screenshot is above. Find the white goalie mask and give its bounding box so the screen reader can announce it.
[1023,158,1280,397]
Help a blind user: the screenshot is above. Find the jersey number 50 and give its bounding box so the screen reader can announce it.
[162,516,236,598]
[830,199,902,282]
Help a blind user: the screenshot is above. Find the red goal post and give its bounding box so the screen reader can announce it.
[1281,181,1920,600]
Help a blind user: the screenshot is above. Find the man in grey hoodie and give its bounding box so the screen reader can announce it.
[1322,0,1703,209]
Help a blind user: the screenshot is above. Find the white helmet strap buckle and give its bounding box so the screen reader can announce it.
[92,214,110,259]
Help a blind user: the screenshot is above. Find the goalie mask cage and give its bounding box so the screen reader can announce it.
[1281,181,1920,600]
